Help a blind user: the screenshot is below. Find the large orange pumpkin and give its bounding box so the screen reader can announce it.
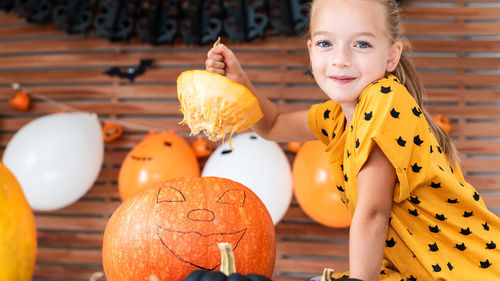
[102,176,276,281]
[118,131,200,201]
[0,162,37,280]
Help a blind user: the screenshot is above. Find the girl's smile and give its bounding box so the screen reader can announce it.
[329,75,357,85]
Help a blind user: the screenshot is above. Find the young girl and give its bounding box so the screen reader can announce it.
[205,0,500,280]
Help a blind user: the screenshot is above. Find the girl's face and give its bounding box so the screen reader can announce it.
[307,0,402,105]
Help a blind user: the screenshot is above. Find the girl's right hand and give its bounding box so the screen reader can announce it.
[205,43,254,91]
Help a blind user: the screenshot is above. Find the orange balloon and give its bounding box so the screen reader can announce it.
[292,141,351,228]
[118,131,200,201]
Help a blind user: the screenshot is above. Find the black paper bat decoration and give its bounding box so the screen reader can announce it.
[104,59,155,82]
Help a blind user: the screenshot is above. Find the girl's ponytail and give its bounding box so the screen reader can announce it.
[393,52,458,165]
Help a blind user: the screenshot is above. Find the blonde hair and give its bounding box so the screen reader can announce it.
[310,0,458,164]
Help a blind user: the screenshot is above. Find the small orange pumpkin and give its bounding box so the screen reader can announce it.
[192,137,213,158]
[102,176,276,281]
[102,122,123,142]
[433,114,452,133]
[10,91,30,111]
[287,141,303,153]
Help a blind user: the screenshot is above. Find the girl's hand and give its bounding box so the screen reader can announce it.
[206,44,254,91]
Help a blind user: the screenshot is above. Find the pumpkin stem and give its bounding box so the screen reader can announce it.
[320,268,335,281]
[217,242,236,276]
[89,272,104,281]
[213,36,221,48]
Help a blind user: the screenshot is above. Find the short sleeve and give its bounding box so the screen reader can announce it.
[352,75,428,203]
[307,100,345,146]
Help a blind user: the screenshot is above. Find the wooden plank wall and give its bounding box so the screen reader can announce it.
[1,0,499,280]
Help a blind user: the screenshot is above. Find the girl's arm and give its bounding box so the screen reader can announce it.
[206,44,316,142]
[349,144,396,281]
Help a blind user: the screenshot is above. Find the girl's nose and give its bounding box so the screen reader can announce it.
[331,45,351,68]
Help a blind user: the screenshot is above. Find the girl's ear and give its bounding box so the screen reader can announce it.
[386,41,403,72]
[307,39,312,54]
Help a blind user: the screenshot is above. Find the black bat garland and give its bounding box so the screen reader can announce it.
[104,59,155,82]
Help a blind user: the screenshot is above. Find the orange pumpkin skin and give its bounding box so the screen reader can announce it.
[433,114,452,133]
[192,137,213,158]
[118,131,200,201]
[0,162,37,281]
[286,142,303,153]
[102,176,276,281]
[102,122,123,142]
[10,91,30,111]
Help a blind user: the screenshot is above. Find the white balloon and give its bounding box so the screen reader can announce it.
[3,112,104,211]
[202,132,292,224]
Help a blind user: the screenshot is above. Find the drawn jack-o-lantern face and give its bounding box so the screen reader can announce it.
[155,183,248,270]
[102,176,276,281]
[118,131,200,201]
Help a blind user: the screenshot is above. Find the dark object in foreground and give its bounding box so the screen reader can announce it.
[182,243,272,281]
[183,270,272,281]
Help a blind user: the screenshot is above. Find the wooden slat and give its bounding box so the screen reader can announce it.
[0,24,67,38]
[3,101,499,120]
[2,53,500,70]
[37,231,103,248]
[403,22,500,35]
[402,7,500,19]
[482,194,500,209]
[412,57,500,70]
[0,117,189,133]
[35,216,108,231]
[275,258,349,275]
[454,140,500,154]
[426,105,500,119]
[1,69,499,88]
[0,52,308,68]
[1,86,497,103]
[37,248,102,264]
[34,264,102,280]
[467,176,500,191]
[410,40,500,52]
[35,200,121,216]
[277,241,349,257]
[276,224,349,239]
[1,36,499,55]
[0,12,26,25]
[426,89,500,102]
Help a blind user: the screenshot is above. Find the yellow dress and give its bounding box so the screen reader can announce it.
[307,74,500,280]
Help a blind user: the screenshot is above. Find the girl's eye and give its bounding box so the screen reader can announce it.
[316,40,332,48]
[356,41,372,48]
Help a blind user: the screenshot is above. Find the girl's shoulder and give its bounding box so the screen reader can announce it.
[357,74,419,119]
[359,74,416,103]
